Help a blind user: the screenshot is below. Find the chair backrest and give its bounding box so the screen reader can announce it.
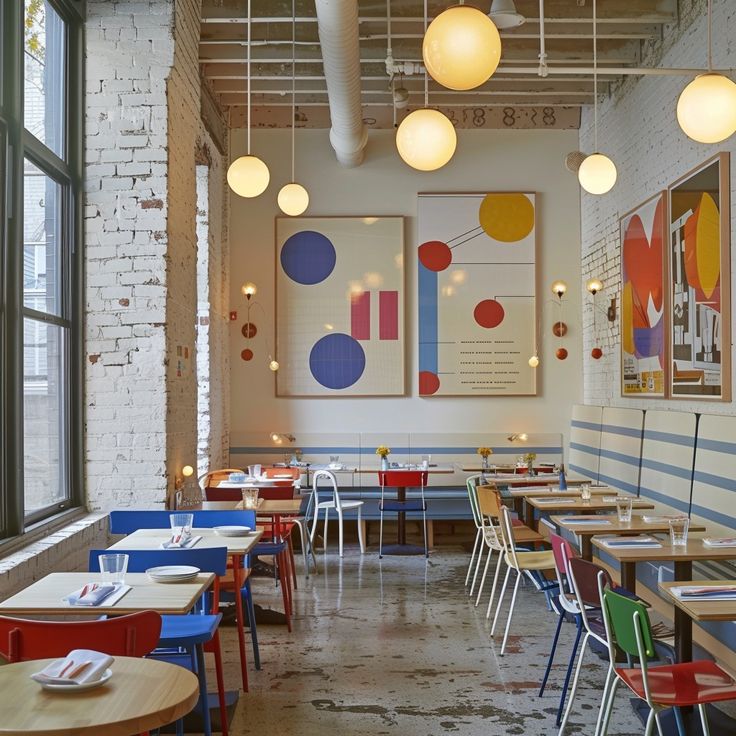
[465,475,482,528]
[198,468,245,489]
[568,557,612,608]
[549,532,575,578]
[204,486,245,502]
[312,470,340,505]
[602,588,656,660]
[498,506,519,566]
[262,467,300,480]
[109,509,256,534]
[378,471,427,488]
[0,611,162,662]
[89,547,229,576]
[476,485,503,519]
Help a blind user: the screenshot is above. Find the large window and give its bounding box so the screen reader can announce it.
[1,0,83,538]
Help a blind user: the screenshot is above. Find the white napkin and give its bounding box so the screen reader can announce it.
[161,534,201,549]
[64,583,130,607]
[31,649,114,685]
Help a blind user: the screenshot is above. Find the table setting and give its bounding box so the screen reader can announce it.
[31,649,115,691]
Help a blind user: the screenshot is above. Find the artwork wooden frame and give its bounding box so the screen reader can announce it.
[275,216,405,397]
[619,192,668,398]
[667,153,731,401]
[417,192,537,396]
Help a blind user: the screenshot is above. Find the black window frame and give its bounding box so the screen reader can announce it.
[1,0,84,541]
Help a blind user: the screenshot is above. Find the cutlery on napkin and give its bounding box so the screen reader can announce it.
[64,582,130,607]
[31,649,114,685]
[161,534,202,549]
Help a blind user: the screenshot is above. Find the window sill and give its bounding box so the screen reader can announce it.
[0,507,90,559]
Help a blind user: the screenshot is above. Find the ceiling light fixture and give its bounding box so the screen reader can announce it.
[278,0,309,216]
[227,0,270,198]
[677,0,736,143]
[396,0,457,170]
[578,0,617,195]
[423,2,502,90]
[489,0,525,29]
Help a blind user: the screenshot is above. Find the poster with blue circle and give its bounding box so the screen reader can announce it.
[276,217,405,396]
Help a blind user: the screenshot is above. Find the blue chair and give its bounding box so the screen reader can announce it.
[108,509,261,681]
[89,547,229,736]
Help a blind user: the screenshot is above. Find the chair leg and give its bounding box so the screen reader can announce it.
[211,632,229,736]
[556,615,584,725]
[490,565,512,635]
[194,644,212,736]
[357,507,366,553]
[475,547,493,607]
[598,676,620,736]
[469,537,485,597]
[243,579,260,670]
[465,530,481,586]
[323,508,329,553]
[558,631,589,735]
[336,507,344,557]
[232,560,249,692]
[594,665,615,736]
[500,572,522,655]
[287,534,298,589]
[422,508,428,558]
[379,505,384,558]
[698,704,711,736]
[295,520,310,577]
[539,608,565,697]
[277,550,293,632]
[485,552,504,620]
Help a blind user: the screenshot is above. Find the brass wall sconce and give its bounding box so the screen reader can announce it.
[507,433,529,443]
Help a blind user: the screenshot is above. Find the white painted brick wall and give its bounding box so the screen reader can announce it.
[579,0,736,413]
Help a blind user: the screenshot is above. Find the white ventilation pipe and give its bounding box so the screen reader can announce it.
[315,0,368,166]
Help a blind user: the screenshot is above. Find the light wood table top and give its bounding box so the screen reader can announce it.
[527,496,655,513]
[0,572,214,617]
[107,528,263,556]
[591,537,736,564]
[659,580,736,623]
[0,657,198,735]
[478,472,589,485]
[507,486,612,498]
[361,464,455,474]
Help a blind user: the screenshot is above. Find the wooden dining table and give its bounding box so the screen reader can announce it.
[551,514,707,561]
[503,484,612,519]
[525,494,655,527]
[0,656,199,736]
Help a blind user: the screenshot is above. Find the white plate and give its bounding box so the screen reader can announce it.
[40,668,113,692]
[213,525,251,537]
[147,565,200,581]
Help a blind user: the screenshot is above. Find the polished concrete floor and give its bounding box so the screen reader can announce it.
[216,547,646,735]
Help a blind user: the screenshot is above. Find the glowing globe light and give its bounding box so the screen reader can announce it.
[551,280,568,298]
[396,109,457,171]
[277,182,310,216]
[182,465,194,478]
[586,278,604,295]
[241,282,257,298]
[423,5,502,90]
[227,155,270,198]
[528,355,539,368]
[578,153,617,195]
[677,73,736,143]
[269,360,280,372]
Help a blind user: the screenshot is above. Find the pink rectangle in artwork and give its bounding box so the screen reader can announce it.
[351,291,370,340]
[379,291,399,340]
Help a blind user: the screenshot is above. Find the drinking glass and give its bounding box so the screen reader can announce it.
[170,512,194,539]
[615,496,633,523]
[669,517,690,546]
[329,455,340,466]
[580,484,592,501]
[242,487,260,510]
[421,454,431,469]
[99,553,128,585]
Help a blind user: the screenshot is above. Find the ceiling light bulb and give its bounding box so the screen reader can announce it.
[227,155,270,198]
[422,5,502,90]
[182,465,194,477]
[278,182,309,216]
[396,109,457,171]
[241,282,257,298]
[578,153,617,195]
[586,278,604,295]
[551,280,568,298]
[269,360,280,372]
[677,73,736,143]
[528,355,539,368]
[489,0,526,29]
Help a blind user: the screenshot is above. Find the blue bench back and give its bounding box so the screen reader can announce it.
[568,404,603,482]
[597,407,643,494]
[109,509,256,534]
[89,547,229,576]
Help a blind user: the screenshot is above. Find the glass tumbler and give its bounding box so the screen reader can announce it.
[580,484,592,501]
[99,553,128,585]
[615,496,633,523]
[242,487,260,510]
[170,512,194,539]
[669,517,690,546]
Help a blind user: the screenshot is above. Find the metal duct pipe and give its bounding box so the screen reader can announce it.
[314,0,368,166]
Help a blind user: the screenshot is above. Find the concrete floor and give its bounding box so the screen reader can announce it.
[214,547,645,736]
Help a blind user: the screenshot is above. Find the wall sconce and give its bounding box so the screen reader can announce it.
[552,321,567,337]
[551,280,568,299]
[175,464,202,509]
[551,280,568,360]
[586,277,604,359]
[607,297,617,322]
[508,433,529,443]
[270,432,296,444]
[528,354,539,368]
[239,282,280,371]
[586,278,603,296]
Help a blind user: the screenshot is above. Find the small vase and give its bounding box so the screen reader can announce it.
[381,456,389,471]
[527,463,534,476]
[481,456,489,471]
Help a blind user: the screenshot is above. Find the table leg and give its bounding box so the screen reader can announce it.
[513,497,524,517]
[620,561,637,593]
[397,486,406,545]
[231,553,249,691]
[581,535,593,561]
[525,501,534,528]
[673,560,693,663]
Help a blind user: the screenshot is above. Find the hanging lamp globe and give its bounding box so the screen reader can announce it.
[578,153,617,195]
[278,182,310,216]
[396,108,457,171]
[227,155,270,198]
[677,73,736,143]
[422,5,502,91]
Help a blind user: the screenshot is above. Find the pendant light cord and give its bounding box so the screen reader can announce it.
[247,0,252,155]
[423,0,428,108]
[707,0,713,71]
[592,0,598,152]
[291,0,296,182]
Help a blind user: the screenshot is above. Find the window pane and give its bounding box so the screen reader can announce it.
[24,159,61,315]
[24,318,67,514]
[24,0,65,157]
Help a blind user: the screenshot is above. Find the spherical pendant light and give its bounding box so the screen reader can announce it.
[528,355,539,368]
[422,5,502,91]
[396,109,457,171]
[677,73,736,143]
[227,155,270,198]
[278,182,309,216]
[578,153,617,195]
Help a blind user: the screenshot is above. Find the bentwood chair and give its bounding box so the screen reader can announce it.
[473,486,506,611]
[491,504,556,655]
[308,470,365,557]
[599,588,736,736]
[464,475,484,593]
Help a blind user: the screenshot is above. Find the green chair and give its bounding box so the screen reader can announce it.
[599,588,736,735]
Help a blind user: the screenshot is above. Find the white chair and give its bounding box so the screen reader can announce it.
[309,470,365,557]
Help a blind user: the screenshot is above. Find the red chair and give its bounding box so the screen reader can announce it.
[378,470,429,557]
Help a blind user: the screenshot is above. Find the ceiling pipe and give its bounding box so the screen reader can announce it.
[314,0,368,166]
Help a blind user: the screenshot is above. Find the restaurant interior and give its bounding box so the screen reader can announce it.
[3,0,736,734]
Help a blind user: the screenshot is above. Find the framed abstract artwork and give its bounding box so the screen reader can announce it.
[619,192,668,397]
[417,192,537,396]
[668,153,731,400]
[275,216,405,396]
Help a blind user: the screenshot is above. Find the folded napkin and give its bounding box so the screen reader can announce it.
[703,537,736,547]
[534,498,576,505]
[672,585,736,600]
[31,649,114,686]
[161,534,202,549]
[559,517,611,525]
[64,583,130,607]
[599,535,662,549]
[643,515,687,524]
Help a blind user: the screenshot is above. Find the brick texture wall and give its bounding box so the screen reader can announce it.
[579,0,736,413]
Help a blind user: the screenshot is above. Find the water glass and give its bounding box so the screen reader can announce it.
[580,484,592,501]
[99,553,128,585]
[421,454,431,469]
[669,517,690,546]
[242,487,260,510]
[329,455,340,466]
[615,496,633,523]
[170,512,194,539]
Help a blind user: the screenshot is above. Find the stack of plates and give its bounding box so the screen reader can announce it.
[146,565,200,583]
[213,525,251,537]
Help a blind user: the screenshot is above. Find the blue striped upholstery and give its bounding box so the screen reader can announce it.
[569,404,602,481]
[597,407,643,495]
